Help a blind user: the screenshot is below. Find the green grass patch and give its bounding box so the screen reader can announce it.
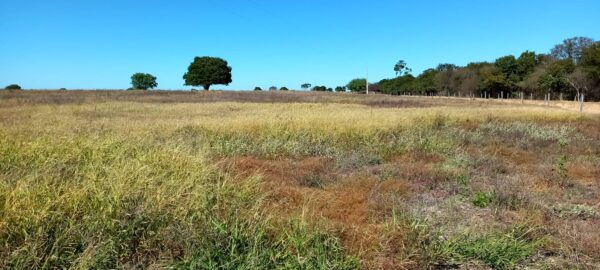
[447,227,542,269]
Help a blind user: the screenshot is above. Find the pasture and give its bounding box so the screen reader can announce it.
[1,91,599,269]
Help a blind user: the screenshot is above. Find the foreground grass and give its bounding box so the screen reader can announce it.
[0,134,358,269]
[1,97,599,269]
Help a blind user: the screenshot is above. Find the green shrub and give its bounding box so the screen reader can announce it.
[472,191,494,208]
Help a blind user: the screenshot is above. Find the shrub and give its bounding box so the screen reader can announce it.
[269,86,277,91]
[472,191,494,208]
[4,84,21,90]
[280,87,289,91]
[254,87,262,91]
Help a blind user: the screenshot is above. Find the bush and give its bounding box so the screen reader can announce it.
[254,87,262,91]
[472,191,494,208]
[280,87,289,91]
[269,86,277,91]
[4,84,21,90]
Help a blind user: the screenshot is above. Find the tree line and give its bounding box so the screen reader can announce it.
[4,37,598,99]
[371,37,600,101]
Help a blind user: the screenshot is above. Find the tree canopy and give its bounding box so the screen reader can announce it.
[130,73,157,90]
[375,37,600,100]
[4,84,21,90]
[346,79,367,93]
[301,83,312,90]
[183,56,232,90]
[335,86,346,92]
[394,60,412,77]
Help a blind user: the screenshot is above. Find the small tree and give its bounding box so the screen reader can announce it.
[254,87,262,91]
[347,78,367,93]
[335,86,346,92]
[130,73,158,90]
[183,56,232,90]
[280,86,289,91]
[301,83,311,90]
[269,86,277,91]
[4,84,21,90]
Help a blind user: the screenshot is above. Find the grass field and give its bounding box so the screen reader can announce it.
[1,91,599,269]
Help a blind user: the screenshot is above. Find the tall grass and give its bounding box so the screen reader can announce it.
[0,134,357,269]
[0,100,595,269]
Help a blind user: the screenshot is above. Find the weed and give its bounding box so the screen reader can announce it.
[473,191,495,208]
[550,204,600,219]
[552,155,571,187]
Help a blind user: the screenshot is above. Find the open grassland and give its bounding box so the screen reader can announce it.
[1,91,599,269]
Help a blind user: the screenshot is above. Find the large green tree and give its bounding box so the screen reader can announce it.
[538,59,575,96]
[346,78,367,93]
[516,51,538,78]
[580,42,600,79]
[183,56,232,90]
[130,73,157,90]
[435,63,458,94]
[577,42,600,99]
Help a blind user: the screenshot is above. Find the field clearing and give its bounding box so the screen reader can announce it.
[1,91,599,269]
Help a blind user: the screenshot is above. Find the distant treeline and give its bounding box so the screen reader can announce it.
[376,37,600,101]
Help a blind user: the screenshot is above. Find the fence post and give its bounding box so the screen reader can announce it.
[521,92,524,103]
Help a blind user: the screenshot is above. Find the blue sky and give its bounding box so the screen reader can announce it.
[1,0,599,90]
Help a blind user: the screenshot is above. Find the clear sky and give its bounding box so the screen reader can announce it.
[1,0,599,90]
